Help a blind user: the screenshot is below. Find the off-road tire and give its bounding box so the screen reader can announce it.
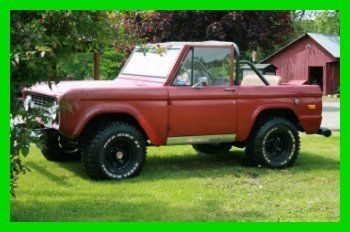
[246,117,300,168]
[192,143,232,155]
[81,122,146,180]
[41,130,81,161]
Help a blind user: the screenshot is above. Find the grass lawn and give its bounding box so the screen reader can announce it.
[11,132,340,222]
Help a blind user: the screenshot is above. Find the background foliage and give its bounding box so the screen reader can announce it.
[10,11,116,195]
[122,11,293,60]
[293,10,340,37]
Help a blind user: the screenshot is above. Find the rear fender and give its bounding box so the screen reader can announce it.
[236,104,300,141]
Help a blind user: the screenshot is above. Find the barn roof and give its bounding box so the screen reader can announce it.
[261,33,340,62]
[308,33,340,58]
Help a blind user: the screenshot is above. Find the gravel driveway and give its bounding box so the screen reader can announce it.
[321,101,340,131]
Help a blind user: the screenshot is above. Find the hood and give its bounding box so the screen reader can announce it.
[23,75,165,98]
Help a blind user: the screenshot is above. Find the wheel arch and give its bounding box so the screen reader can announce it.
[77,112,162,145]
[253,107,301,129]
[239,105,302,142]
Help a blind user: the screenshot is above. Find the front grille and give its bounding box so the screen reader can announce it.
[31,94,56,112]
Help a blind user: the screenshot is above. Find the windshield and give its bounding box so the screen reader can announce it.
[120,48,182,78]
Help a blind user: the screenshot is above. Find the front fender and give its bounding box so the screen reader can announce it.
[58,100,168,145]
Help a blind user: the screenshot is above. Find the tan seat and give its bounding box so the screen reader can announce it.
[241,75,282,86]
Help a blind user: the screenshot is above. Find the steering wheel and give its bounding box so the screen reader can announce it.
[193,59,213,85]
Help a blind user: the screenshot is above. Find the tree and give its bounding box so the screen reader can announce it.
[10,11,115,196]
[122,11,294,59]
[314,11,339,35]
[56,11,143,80]
[292,10,339,37]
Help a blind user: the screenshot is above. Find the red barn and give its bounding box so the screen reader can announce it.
[261,33,340,95]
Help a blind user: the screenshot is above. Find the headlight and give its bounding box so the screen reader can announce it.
[47,101,59,121]
[23,95,32,111]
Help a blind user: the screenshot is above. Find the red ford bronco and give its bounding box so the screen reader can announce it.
[23,41,331,180]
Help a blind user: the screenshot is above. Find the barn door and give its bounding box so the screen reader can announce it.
[308,66,323,92]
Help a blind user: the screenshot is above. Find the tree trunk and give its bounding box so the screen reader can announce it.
[93,52,100,80]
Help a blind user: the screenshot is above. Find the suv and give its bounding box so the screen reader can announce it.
[23,41,331,180]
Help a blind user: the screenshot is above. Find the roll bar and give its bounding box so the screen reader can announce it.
[239,60,270,86]
[232,42,270,86]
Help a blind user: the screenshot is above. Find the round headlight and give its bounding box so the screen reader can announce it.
[48,101,59,120]
[50,113,57,121]
[23,95,32,111]
[48,101,58,114]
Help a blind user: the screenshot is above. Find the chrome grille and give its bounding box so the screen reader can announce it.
[31,94,56,112]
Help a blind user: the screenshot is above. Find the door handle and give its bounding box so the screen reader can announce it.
[224,88,236,93]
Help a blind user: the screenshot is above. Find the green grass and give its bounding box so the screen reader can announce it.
[11,132,340,222]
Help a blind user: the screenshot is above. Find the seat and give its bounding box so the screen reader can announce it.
[240,75,282,86]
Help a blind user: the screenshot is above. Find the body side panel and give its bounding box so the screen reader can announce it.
[235,85,322,141]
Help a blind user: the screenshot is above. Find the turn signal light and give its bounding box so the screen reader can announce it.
[308,104,316,110]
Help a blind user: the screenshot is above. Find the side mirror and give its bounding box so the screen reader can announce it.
[192,76,208,89]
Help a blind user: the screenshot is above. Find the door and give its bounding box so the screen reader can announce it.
[168,46,237,140]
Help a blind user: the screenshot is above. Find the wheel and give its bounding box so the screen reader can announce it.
[245,117,300,168]
[192,143,232,155]
[40,129,81,161]
[81,122,146,180]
